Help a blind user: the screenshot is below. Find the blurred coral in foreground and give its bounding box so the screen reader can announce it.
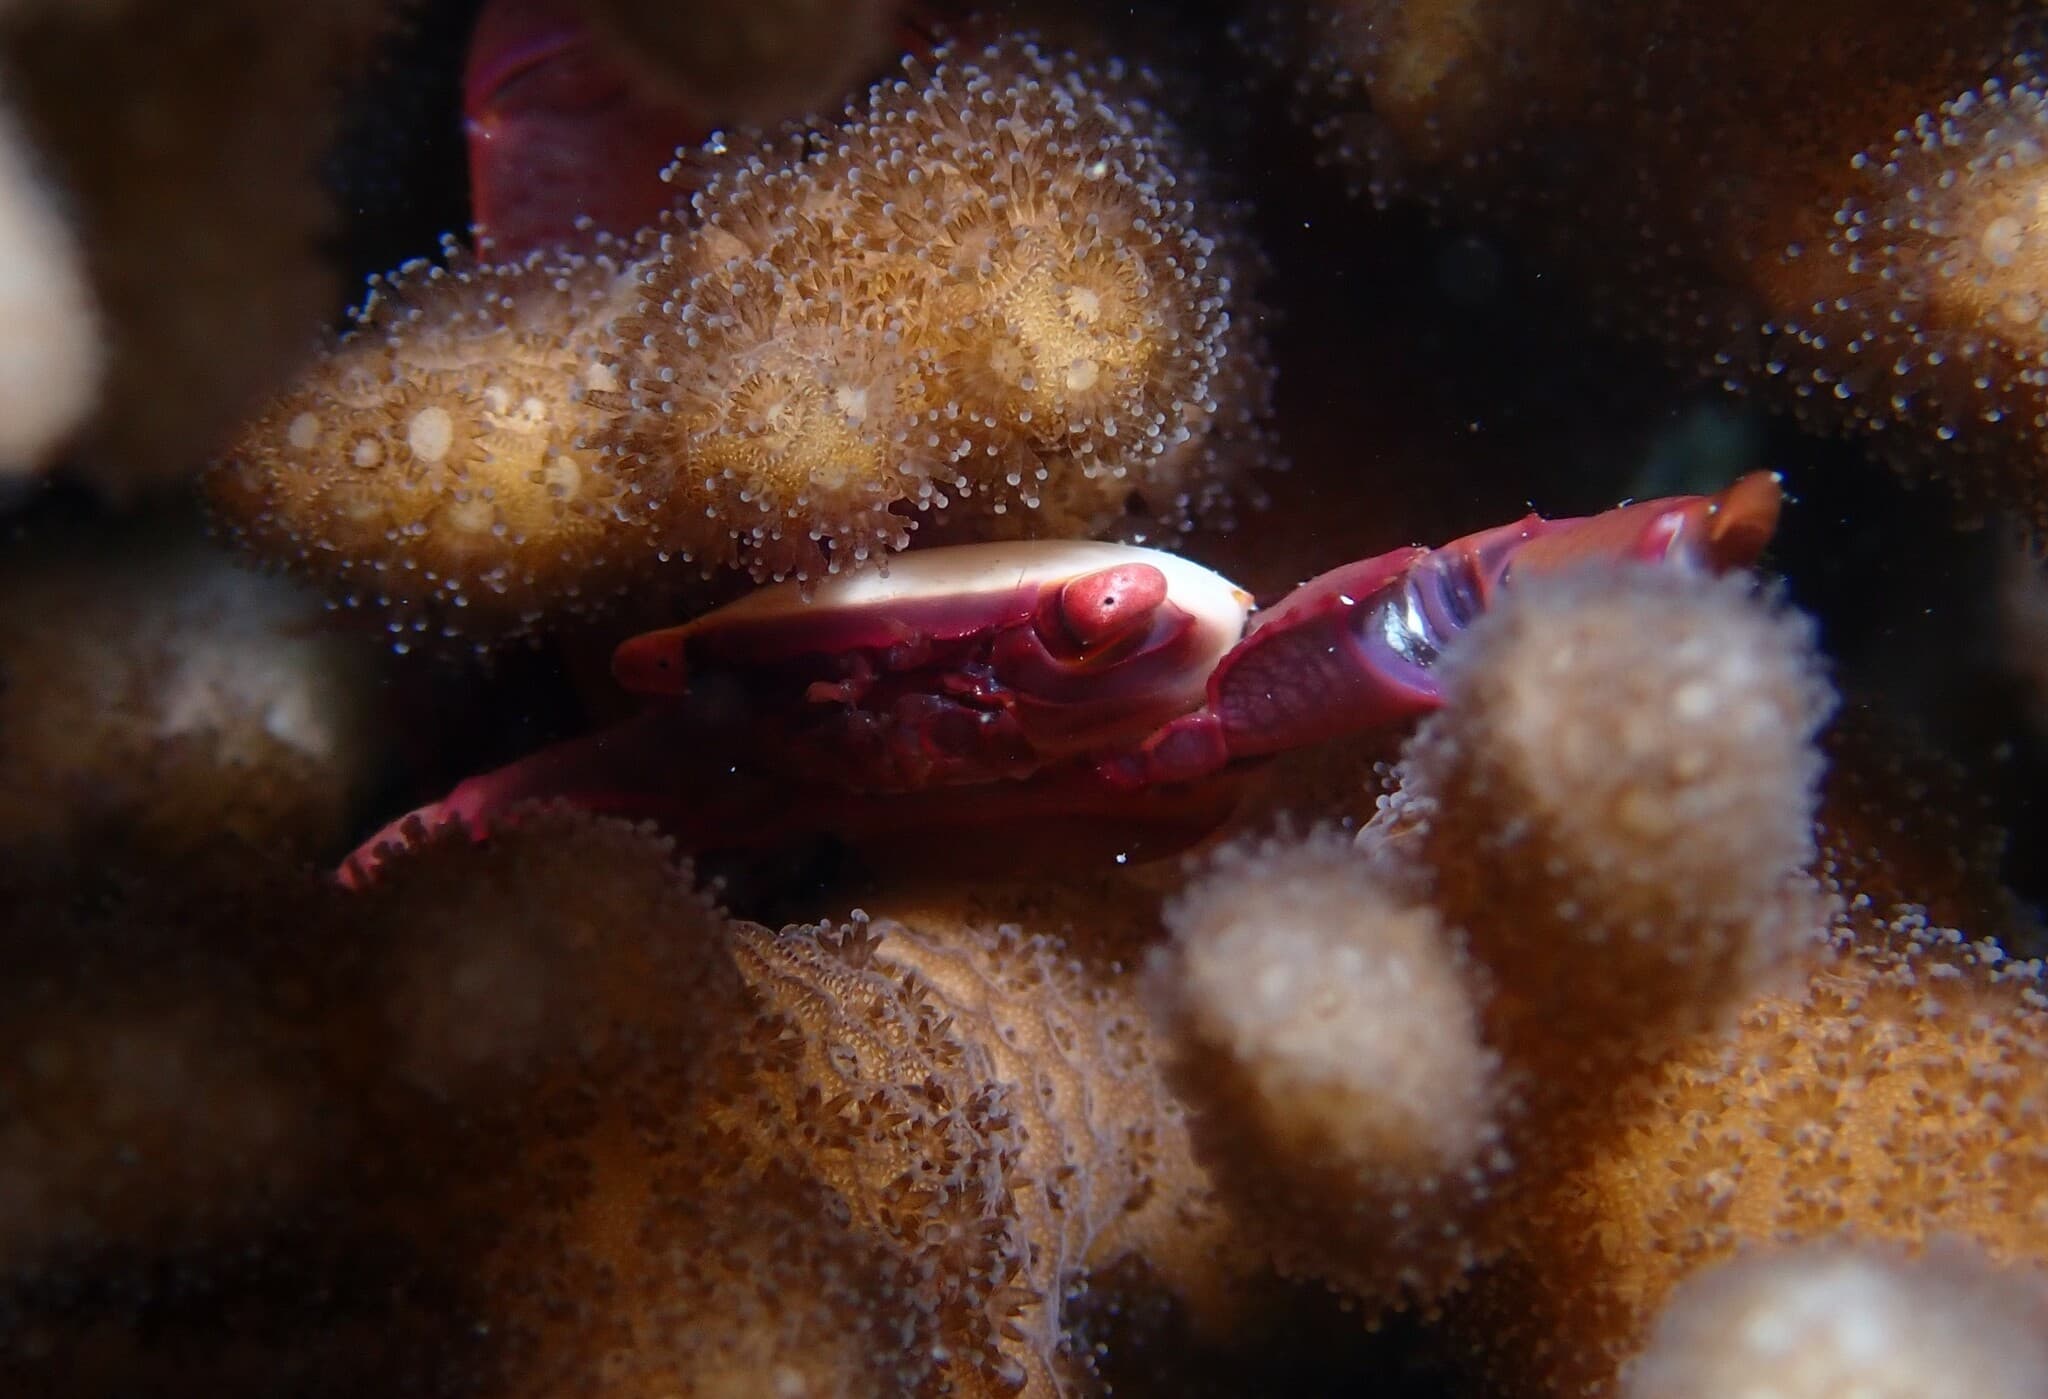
[0,515,383,878]
[1620,1239,2048,1399]
[0,88,99,477]
[0,0,391,495]
[1268,0,2048,535]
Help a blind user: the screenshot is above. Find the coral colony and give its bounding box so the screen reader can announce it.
[1,2,2048,1398]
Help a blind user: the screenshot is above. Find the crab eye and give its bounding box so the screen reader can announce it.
[1056,563,1169,650]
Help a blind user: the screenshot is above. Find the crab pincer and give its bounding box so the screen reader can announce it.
[1094,471,1785,789]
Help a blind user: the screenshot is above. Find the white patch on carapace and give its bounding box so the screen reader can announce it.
[688,540,1254,701]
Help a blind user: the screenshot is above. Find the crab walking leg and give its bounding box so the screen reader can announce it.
[1101,472,1786,788]
[338,710,1249,886]
[337,703,730,888]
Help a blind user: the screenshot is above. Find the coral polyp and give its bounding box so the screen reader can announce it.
[1801,71,2048,524]
[604,229,940,578]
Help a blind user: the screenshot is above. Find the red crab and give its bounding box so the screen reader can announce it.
[340,472,1785,885]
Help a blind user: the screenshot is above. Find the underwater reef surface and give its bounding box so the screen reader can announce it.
[0,1,2046,1396]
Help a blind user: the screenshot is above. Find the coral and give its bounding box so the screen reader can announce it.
[603,33,1270,578]
[12,2,2048,1395]
[1150,826,1505,1307]
[0,84,98,475]
[1393,566,1836,1069]
[1,0,391,495]
[1619,1238,2048,1399]
[1131,565,1843,1357]
[1268,569,2046,1395]
[1458,918,2048,1395]
[1269,0,2048,531]
[0,811,1251,1397]
[209,33,1273,643]
[0,871,347,1276]
[0,515,383,877]
[207,242,662,645]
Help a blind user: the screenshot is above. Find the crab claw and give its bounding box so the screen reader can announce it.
[463,0,710,255]
[1099,473,1789,791]
[1505,470,1784,579]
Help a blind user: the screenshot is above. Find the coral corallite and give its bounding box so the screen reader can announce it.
[207,35,1271,645]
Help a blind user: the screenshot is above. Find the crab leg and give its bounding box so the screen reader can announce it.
[336,703,706,887]
[1100,472,1785,789]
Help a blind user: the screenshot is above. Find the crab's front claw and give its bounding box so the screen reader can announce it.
[1503,470,1784,580]
[463,0,710,255]
[1100,474,1789,794]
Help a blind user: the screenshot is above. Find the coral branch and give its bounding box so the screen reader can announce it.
[0,84,98,475]
[4,0,390,494]
[207,34,1273,645]
[1151,826,1505,1308]
[208,241,661,645]
[1391,566,1836,1073]
[1620,1239,2048,1399]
